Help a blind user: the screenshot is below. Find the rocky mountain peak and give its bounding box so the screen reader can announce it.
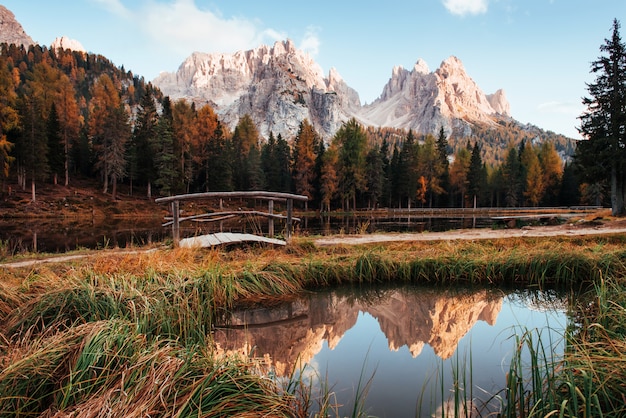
[414,58,430,74]
[487,89,511,116]
[154,39,512,140]
[0,5,33,47]
[357,55,511,135]
[154,39,357,140]
[51,36,86,53]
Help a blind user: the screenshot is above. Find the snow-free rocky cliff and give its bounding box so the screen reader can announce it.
[154,39,360,140]
[154,40,510,140]
[0,5,33,48]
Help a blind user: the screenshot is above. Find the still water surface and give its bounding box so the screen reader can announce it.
[214,286,566,417]
[0,214,494,253]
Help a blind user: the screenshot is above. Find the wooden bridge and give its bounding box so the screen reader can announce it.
[155,191,308,247]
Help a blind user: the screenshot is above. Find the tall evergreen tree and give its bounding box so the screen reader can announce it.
[395,130,419,208]
[379,137,392,207]
[172,99,196,193]
[261,131,278,190]
[153,97,177,196]
[205,121,233,192]
[503,146,522,207]
[131,87,159,197]
[538,141,563,205]
[17,95,48,201]
[320,143,339,212]
[89,75,129,198]
[449,147,470,207]
[334,118,368,210]
[467,142,485,208]
[0,61,17,193]
[275,133,292,193]
[435,126,450,206]
[365,144,384,209]
[293,119,319,203]
[231,114,260,190]
[417,134,444,207]
[46,103,63,185]
[577,19,626,215]
[521,142,543,206]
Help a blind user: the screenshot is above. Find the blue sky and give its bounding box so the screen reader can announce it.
[3,0,625,139]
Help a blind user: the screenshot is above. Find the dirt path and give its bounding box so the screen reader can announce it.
[313,222,626,246]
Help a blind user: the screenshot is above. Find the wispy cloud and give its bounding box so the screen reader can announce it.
[538,101,582,116]
[299,26,321,56]
[138,0,285,55]
[95,0,289,56]
[91,0,131,18]
[442,0,489,16]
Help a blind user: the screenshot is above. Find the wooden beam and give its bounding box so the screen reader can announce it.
[155,191,308,204]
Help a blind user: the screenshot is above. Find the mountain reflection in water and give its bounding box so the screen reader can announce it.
[213,287,566,417]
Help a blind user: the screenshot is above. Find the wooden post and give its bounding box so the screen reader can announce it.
[286,198,293,241]
[172,200,180,246]
[268,200,274,238]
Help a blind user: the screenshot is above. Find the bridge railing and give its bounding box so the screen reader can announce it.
[155,191,309,246]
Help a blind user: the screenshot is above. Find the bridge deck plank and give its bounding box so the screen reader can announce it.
[179,232,286,248]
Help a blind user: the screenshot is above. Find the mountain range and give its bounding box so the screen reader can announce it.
[0,4,570,149]
[153,39,513,141]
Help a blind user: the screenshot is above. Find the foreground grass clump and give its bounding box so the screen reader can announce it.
[0,320,294,416]
[1,235,626,416]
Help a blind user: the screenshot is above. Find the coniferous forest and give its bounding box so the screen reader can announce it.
[0,42,598,211]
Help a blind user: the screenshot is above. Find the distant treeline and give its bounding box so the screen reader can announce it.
[0,42,595,209]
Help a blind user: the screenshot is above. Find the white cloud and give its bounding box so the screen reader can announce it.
[442,0,489,16]
[299,26,321,57]
[136,0,286,56]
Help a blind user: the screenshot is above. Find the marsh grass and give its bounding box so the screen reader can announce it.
[2,235,626,416]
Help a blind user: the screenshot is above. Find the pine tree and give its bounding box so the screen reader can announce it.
[275,133,292,193]
[365,144,384,209]
[320,143,339,212]
[231,114,260,190]
[503,146,522,207]
[521,142,543,206]
[334,118,368,210]
[0,62,18,193]
[538,141,563,205]
[46,103,63,185]
[467,142,485,208]
[89,75,129,198]
[131,87,159,197]
[417,134,444,207]
[435,126,450,206]
[577,19,626,215]
[293,119,319,202]
[172,99,196,193]
[17,95,48,201]
[395,130,419,208]
[153,98,177,196]
[559,162,581,206]
[261,131,278,190]
[449,147,470,207]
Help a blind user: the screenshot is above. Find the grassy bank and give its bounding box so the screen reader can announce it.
[1,235,626,416]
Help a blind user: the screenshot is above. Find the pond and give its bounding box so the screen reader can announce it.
[213,286,567,417]
[0,213,497,253]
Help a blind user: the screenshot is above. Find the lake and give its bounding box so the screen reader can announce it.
[213,286,567,417]
[0,213,497,253]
